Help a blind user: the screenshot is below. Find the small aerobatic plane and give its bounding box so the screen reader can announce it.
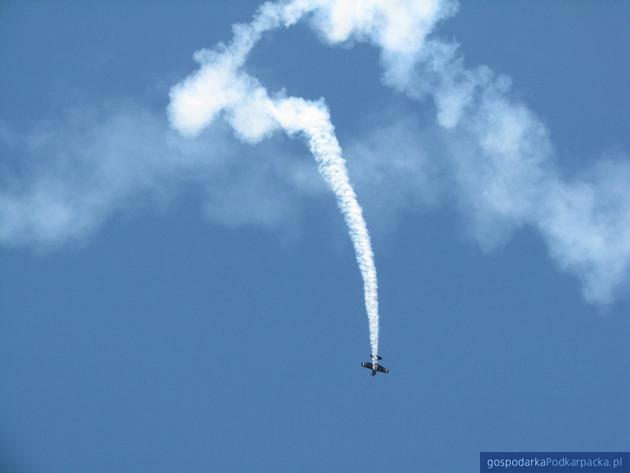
[361,354,389,376]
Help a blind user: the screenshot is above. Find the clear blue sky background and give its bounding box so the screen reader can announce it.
[1,1,629,472]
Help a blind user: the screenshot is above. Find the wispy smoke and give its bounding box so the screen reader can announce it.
[0,107,318,247]
[369,13,630,304]
[2,0,629,309]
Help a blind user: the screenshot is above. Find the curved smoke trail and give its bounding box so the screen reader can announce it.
[168,2,382,358]
[271,97,380,360]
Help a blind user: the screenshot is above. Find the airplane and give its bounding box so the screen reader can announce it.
[361,354,389,376]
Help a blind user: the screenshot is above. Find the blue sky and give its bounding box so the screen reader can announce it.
[1,1,629,472]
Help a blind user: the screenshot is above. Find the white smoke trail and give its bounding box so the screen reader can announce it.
[271,97,379,359]
[168,1,384,358]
